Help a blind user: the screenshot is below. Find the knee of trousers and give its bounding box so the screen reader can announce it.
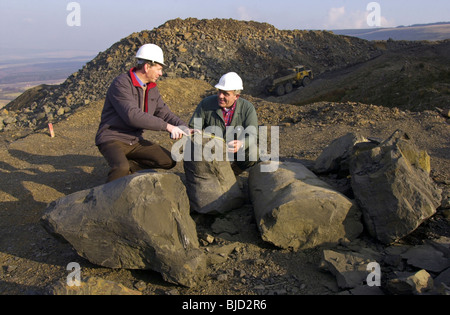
[154,154,176,169]
[111,161,132,173]
[161,158,177,170]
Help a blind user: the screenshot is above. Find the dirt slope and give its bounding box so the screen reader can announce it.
[268,40,450,112]
[0,78,448,295]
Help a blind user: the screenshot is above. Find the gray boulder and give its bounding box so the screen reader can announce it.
[249,161,363,250]
[182,136,245,214]
[41,172,206,287]
[350,130,442,244]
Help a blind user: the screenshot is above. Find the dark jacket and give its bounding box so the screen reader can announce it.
[95,68,186,146]
[189,95,258,150]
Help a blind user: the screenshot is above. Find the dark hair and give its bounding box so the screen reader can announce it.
[136,59,158,70]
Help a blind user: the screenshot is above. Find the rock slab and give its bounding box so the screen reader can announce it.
[183,136,245,214]
[350,130,442,244]
[321,250,372,289]
[249,161,363,250]
[41,172,206,287]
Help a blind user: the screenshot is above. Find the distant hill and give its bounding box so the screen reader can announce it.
[332,22,450,41]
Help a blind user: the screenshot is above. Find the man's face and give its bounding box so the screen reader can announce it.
[217,90,239,109]
[145,64,163,83]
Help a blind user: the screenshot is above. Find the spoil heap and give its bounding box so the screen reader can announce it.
[1,18,380,132]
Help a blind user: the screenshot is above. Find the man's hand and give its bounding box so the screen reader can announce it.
[227,140,244,153]
[167,124,188,140]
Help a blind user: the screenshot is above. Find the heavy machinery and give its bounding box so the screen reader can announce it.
[264,65,313,96]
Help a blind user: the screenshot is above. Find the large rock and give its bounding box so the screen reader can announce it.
[41,172,206,287]
[249,161,363,250]
[350,130,442,244]
[182,136,245,214]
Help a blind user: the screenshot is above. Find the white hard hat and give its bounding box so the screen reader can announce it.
[136,44,166,66]
[215,72,244,91]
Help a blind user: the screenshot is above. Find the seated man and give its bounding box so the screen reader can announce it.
[189,72,258,175]
[95,44,190,183]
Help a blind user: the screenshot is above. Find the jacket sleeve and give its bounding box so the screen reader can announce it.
[153,90,187,127]
[107,77,168,131]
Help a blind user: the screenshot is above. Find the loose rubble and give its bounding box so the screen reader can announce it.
[38,128,449,295]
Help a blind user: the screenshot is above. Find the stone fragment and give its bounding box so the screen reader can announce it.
[434,268,450,293]
[387,270,434,295]
[401,244,450,273]
[321,250,373,289]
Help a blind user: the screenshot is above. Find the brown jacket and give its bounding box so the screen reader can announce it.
[95,68,186,146]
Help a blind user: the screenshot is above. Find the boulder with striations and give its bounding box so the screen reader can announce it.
[182,136,245,214]
[41,172,206,287]
[350,130,442,244]
[249,161,363,250]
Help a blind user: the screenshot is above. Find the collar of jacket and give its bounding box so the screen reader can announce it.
[129,68,157,89]
[215,99,240,124]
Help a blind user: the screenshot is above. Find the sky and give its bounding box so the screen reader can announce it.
[0,0,449,60]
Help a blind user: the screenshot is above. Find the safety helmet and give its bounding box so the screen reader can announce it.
[215,72,244,91]
[136,44,166,66]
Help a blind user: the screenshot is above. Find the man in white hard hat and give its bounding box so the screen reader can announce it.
[189,72,258,175]
[95,44,191,182]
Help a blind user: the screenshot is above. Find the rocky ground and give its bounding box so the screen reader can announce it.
[0,18,449,297]
[0,77,449,296]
